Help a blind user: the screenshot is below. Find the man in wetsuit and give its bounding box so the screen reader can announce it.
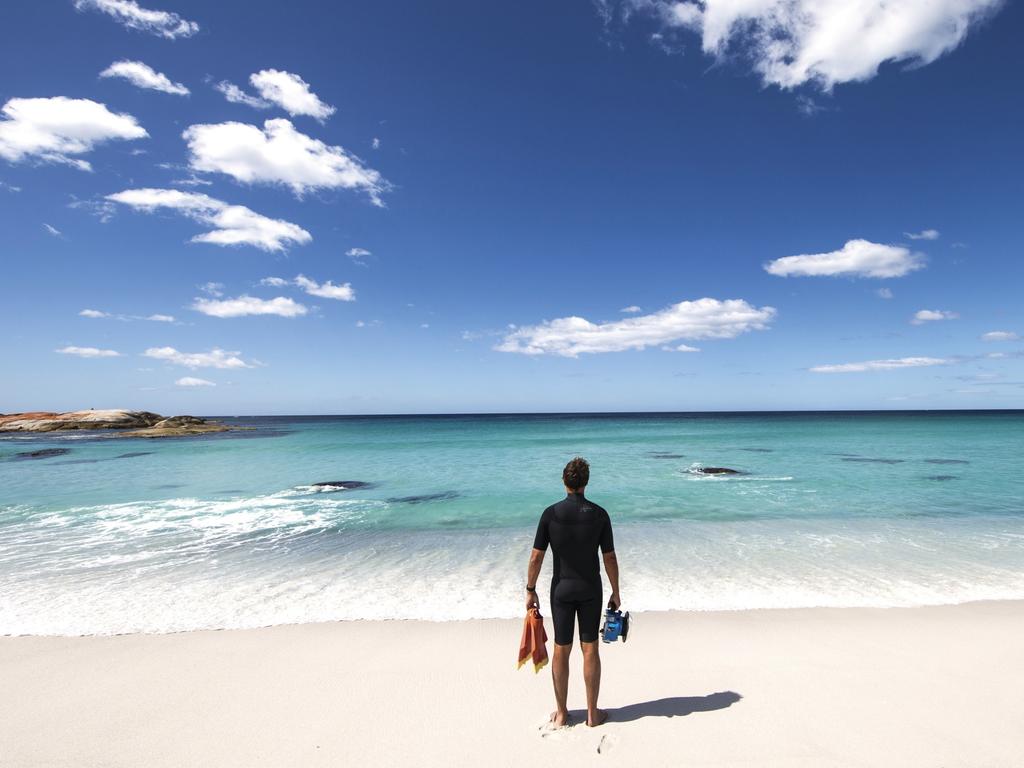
[525,456,620,728]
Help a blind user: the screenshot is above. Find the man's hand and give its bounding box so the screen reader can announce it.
[526,590,539,610]
[607,592,621,611]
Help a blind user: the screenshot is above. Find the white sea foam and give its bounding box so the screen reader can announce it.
[3,494,1024,636]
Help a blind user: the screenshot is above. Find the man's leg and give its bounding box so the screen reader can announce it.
[581,641,607,726]
[551,642,572,726]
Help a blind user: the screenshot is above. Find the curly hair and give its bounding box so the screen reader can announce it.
[562,456,590,490]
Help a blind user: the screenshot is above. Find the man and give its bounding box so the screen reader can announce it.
[525,456,620,728]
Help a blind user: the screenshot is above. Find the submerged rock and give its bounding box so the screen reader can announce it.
[841,457,904,464]
[646,452,686,459]
[924,458,970,465]
[388,491,461,504]
[693,467,742,475]
[923,475,958,481]
[13,447,71,460]
[311,480,374,491]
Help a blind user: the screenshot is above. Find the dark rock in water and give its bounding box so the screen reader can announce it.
[647,452,685,459]
[841,457,904,464]
[923,475,958,481]
[311,480,373,490]
[388,491,461,504]
[694,467,741,475]
[924,459,969,465]
[738,448,773,453]
[114,452,152,459]
[14,447,71,460]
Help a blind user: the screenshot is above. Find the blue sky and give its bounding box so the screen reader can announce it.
[1,0,1022,414]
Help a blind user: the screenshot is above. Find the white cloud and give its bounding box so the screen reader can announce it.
[183,119,387,204]
[496,298,775,357]
[0,180,21,192]
[176,376,215,387]
[100,60,189,95]
[79,308,177,322]
[250,70,334,121]
[191,295,309,318]
[144,346,253,369]
[293,274,355,301]
[911,309,958,324]
[372,137,381,149]
[765,239,924,279]
[620,0,1001,90]
[663,343,701,352]
[346,247,372,264]
[74,0,198,39]
[198,281,224,297]
[981,331,1020,342]
[56,345,121,358]
[214,70,335,121]
[876,287,894,299]
[620,305,643,313]
[0,97,147,171]
[260,275,355,301]
[905,228,940,240]
[43,223,62,237]
[810,356,949,373]
[106,188,311,252]
[214,81,270,109]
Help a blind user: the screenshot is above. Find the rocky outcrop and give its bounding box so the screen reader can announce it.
[693,466,742,475]
[0,410,231,438]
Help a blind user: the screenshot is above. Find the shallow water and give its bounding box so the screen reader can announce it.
[1,411,1023,635]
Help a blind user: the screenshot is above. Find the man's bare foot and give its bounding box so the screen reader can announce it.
[550,710,570,728]
[586,709,608,727]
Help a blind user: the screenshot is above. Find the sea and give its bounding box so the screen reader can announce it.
[2,411,1023,636]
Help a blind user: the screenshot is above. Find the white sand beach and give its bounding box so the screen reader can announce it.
[2,600,1022,767]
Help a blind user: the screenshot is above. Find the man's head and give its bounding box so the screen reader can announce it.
[563,456,590,493]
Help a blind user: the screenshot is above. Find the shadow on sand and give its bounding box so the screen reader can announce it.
[602,691,743,723]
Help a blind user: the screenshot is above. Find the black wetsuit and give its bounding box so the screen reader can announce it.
[532,493,615,645]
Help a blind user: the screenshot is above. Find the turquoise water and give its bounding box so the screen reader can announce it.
[2,411,1023,635]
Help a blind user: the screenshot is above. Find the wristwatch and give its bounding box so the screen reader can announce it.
[525,585,536,592]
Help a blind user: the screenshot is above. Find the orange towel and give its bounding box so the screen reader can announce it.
[517,607,549,673]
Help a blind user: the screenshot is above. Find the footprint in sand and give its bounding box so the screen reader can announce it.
[597,733,619,755]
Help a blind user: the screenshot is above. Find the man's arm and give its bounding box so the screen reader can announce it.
[525,548,544,609]
[603,551,621,610]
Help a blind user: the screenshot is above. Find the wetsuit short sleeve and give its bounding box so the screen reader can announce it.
[599,513,614,554]
[533,508,550,551]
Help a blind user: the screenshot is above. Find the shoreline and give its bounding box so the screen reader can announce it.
[3,601,1022,767]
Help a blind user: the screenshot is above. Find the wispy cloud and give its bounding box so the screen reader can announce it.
[605,0,1001,90]
[56,345,121,358]
[215,69,334,121]
[106,188,311,252]
[620,305,642,314]
[810,356,950,373]
[260,275,355,301]
[911,309,958,325]
[79,308,176,322]
[198,281,224,297]
[175,376,215,387]
[191,295,309,318]
[144,347,253,369]
[43,223,62,237]
[346,247,372,265]
[765,239,924,279]
[0,97,146,171]
[100,60,189,95]
[184,119,387,204]
[876,287,894,299]
[74,0,198,39]
[981,331,1020,342]
[496,298,775,357]
[905,228,940,241]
